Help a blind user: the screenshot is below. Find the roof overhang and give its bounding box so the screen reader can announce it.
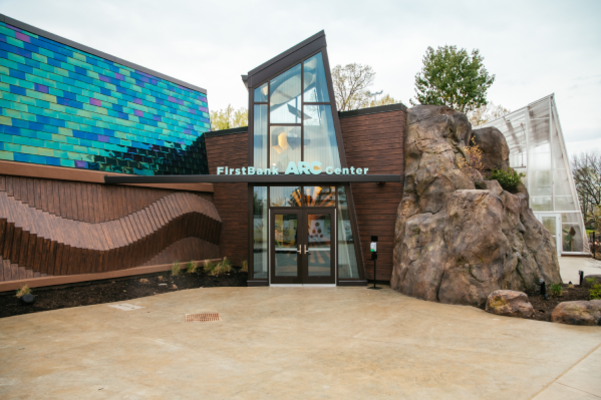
[104,174,401,185]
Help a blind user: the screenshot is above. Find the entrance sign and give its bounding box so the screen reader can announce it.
[216,161,369,176]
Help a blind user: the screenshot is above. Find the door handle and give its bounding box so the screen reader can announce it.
[297,245,302,254]
[305,244,309,255]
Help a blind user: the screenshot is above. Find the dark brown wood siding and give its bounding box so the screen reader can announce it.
[340,110,406,281]
[205,131,249,266]
[0,175,221,283]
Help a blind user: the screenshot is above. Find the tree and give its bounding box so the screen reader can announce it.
[411,45,495,113]
[331,63,375,111]
[210,104,248,131]
[467,102,509,127]
[368,93,397,108]
[572,150,601,221]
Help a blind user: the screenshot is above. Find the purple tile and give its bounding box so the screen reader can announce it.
[6,24,21,32]
[35,83,49,93]
[98,135,109,142]
[134,98,143,105]
[15,32,30,43]
[152,115,161,121]
[90,98,102,106]
[134,110,143,117]
[99,75,110,83]
[114,72,125,80]
[199,106,208,112]
[168,96,176,103]
[75,160,88,168]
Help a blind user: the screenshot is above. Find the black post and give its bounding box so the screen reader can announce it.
[593,232,596,258]
[373,256,377,289]
[579,270,584,286]
[540,279,548,300]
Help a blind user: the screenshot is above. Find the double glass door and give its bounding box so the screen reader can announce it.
[270,208,335,284]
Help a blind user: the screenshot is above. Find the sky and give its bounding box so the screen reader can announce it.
[1,0,600,158]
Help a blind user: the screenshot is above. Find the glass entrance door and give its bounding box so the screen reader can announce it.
[270,208,335,284]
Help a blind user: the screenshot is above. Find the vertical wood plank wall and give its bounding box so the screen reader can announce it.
[205,131,249,266]
[340,109,406,281]
[0,175,221,283]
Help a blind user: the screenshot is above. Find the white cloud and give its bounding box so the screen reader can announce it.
[0,0,599,152]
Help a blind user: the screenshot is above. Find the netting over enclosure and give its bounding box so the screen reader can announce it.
[478,94,589,254]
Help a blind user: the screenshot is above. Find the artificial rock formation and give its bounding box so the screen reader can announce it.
[485,290,534,318]
[551,300,601,326]
[391,105,561,307]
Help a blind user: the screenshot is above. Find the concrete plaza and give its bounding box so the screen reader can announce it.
[1,283,600,399]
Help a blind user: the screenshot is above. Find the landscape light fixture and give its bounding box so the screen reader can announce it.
[539,278,548,300]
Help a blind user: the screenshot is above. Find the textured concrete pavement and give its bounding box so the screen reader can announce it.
[1,286,600,399]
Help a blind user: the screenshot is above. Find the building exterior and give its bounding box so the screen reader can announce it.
[0,15,588,291]
[0,14,219,288]
[478,95,589,256]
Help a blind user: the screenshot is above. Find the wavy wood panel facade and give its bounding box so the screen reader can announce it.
[0,176,221,283]
[340,110,406,281]
[205,131,249,266]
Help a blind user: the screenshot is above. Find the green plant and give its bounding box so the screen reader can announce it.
[214,257,232,276]
[550,283,563,297]
[585,277,596,285]
[186,261,199,274]
[590,283,601,300]
[203,259,216,275]
[15,285,31,298]
[241,259,248,273]
[171,261,181,276]
[491,168,525,193]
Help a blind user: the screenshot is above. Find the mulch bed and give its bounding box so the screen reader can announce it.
[526,283,594,322]
[0,270,247,319]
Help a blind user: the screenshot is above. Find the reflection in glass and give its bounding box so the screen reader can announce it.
[254,83,268,102]
[307,213,332,276]
[337,186,360,278]
[270,126,301,172]
[562,212,584,252]
[274,213,298,277]
[304,186,336,207]
[270,64,302,123]
[270,186,302,207]
[253,187,268,279]
[303,52,330,103]
[541,215,558,251]
[254,105,268,169]
[304,105,341,170]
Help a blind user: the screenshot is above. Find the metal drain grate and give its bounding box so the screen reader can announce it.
[185,313,221,322]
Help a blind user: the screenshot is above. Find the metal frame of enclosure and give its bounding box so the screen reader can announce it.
[478,94,589,255]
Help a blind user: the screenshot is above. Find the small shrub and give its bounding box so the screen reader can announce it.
[550,283,562,297]
[186,261,199,274]
[241,259,248,273]
[171,261,181,276]
[203,259,216,275]
[15,285,31,298]
[213,257,232,276]
[585,277,596,285]
[490,168,525,193]
[590,283,601,300]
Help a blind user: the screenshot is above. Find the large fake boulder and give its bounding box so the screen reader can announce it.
[551,300,601,326]
[391,105,562,307]
[583,275,601,287]
[485,290,534,318]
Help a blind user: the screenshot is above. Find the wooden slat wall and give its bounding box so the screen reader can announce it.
[0,175,212,223]
[0,176,222,283]
[340,110,406,281]
[205,132,249,266]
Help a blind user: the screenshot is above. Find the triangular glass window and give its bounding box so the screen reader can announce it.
[303,52,330,103]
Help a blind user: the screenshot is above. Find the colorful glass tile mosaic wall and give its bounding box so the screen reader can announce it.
[0,21,210,175]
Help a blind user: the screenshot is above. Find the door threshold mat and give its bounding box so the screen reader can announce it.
[185,313,221,322]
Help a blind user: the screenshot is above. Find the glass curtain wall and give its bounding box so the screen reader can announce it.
[250,50,363,280]
[478,95,589,254]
